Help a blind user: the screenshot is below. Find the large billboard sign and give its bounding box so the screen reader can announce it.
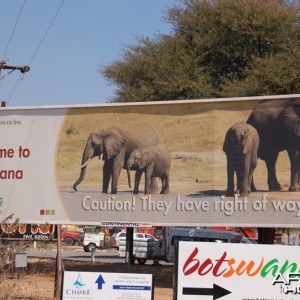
[1,94,300,226]
[176,241,300,299]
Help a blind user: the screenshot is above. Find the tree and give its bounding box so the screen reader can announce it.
[100,0,300,244]
[100,0,300,102]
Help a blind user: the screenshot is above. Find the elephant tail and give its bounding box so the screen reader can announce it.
[126,160,131,189]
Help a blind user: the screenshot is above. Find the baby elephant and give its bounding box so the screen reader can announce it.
[128,144,171,194]
[223,122,259,197]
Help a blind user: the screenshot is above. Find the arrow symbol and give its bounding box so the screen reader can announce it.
[182,284,231,300]
[95,274,105,289]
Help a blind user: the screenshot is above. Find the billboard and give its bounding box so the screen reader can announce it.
[176,241,300,299]
[1,94,300,226]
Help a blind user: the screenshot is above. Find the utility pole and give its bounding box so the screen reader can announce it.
[0,60,30,74]
[0,61,30,106]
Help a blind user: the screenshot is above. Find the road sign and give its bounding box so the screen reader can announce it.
[176,242,300,299]
[62,271,153,300]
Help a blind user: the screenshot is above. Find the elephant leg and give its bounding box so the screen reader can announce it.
[248,153,258,193]
[111,151,126,194]
[149,178,158,193]
[111,163,122,194]
[144,167,153,194]
[238,153,251,197]
[226,154,235,196]
[264,152,281,191]
[236,165,248,197]
[102,160,112,194]
[133,171,143,194]
[287,149,300,191]
[160,177,165,194]
[160,176,170,194]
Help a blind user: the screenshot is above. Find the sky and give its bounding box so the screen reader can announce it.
[0,0,176,107]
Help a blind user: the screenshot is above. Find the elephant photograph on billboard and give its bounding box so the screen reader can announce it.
[54,97,300,226]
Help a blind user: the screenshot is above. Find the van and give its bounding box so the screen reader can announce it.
[166,227,243,262]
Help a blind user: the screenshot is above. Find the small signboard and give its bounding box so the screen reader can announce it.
[176,242,300,299]
[62,271,153,300]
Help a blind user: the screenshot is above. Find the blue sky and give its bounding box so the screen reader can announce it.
[0,0,176,107]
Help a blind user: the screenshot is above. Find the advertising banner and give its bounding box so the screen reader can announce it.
[1,95,300,226]
[176,241,300,299]
[62,271,153,300]
[0,223,55,240]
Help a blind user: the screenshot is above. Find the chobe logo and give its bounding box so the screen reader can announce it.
[66,273,91,297]
[73,273,85,288]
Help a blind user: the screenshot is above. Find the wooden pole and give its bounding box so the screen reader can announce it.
[54,225,62,299]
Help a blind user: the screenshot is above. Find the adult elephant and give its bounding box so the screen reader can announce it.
[223,122,259,197]
[247,98,300,191]
[73,123,163,194]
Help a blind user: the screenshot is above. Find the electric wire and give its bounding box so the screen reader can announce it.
[6,0,65,104]
[0,0,26,103]
[27,0,65,66]
[1,0,26,61]
[7,74,23,104]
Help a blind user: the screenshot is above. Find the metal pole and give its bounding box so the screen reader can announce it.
[125,227,134,272]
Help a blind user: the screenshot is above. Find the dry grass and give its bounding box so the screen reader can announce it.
[56,99,291,194]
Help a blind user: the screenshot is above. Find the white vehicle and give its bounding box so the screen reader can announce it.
[82,231,105,252]
[109,231,127,249]
[166,227,244,262]
[118,232,161,264]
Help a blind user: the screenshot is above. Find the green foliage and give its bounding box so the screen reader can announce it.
[65,125,79,136]
[100,0,300,102]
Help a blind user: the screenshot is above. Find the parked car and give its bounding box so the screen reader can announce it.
[61,229,82,246]
[109,231,126,249]
[118,232,160,264]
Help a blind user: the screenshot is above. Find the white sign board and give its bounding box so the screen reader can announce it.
[177,242,300,299]
[2,95,300,226]
[62,271,153,300]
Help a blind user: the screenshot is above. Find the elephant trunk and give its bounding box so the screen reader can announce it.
[73,162,88,191]
[73,139,94,191]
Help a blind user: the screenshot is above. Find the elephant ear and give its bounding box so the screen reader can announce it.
[283,100,300,136]
[243,136,252,154]
[103,130,125,160]
[241,126,251,154]
[222,129,232,153]
[139,149,154,169]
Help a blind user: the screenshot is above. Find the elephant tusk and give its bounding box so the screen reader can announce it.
[81,161,89,168]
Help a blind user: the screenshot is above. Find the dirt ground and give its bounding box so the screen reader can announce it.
[0,257,174,300]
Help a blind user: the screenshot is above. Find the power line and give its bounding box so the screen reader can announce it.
[5,0,65,104]
[7,73,23,104]
[27,0,65,66]
[1,0,26,61]
[0,0,26,102]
